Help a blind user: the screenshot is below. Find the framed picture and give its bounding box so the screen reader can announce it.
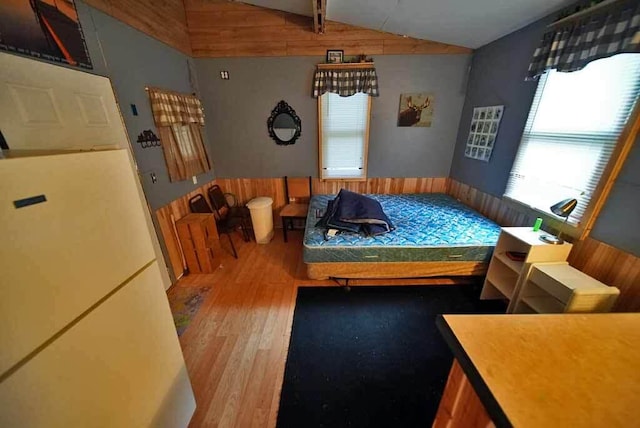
[397,93,435,127]
[464,105,504,162]
[326,50,344,64]
[0,0,92,69]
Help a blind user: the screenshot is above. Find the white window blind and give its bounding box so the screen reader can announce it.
[505,54,640,225]
[320,92,370,179]
[171,124,196,160]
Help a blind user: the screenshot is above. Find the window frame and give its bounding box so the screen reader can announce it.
[503,63,640,240]
[317,92,372,181]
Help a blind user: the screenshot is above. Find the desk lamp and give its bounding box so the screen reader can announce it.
[539,198,577,245]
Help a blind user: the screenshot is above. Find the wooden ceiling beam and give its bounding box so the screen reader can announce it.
[312,0,327,34]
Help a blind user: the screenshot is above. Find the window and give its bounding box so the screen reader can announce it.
[319,92,371,180]
[157,123,210,182]
[505,54,640,225]
[147,87,211,182]
[171,124,198,160]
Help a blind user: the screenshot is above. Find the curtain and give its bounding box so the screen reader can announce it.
[147,88,211,182]
[312,67,379,98]
[147,88,205,126]
[527,1,640,79]
[157,125,211,182]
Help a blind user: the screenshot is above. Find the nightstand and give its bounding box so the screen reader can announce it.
[513,263,619,313]
[481,227,573,313]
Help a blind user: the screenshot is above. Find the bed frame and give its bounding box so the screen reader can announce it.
[306,260,489,280]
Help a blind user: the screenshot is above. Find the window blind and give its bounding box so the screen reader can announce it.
[171,124,196,160]
[320,92,370,179]
[505,54,640,225]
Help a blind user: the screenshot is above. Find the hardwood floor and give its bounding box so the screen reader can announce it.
[172,229,476,428]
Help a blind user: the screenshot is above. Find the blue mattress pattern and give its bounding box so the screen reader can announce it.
[303,193,501,263]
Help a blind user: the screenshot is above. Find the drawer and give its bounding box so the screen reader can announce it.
[529,265,572,303]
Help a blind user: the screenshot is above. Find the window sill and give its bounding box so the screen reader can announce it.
[501,196,582,240]
[319,177,368,182]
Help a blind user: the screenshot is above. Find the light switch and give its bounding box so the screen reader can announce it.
[192,176,197,184]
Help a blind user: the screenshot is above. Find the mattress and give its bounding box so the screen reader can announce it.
[303,193,501,263]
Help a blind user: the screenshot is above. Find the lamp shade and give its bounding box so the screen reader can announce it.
[550,198,577,218]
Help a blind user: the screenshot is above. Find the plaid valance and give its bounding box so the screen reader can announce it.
[312,67,379,98]
[527,1,640,79]
[147,87,205,127]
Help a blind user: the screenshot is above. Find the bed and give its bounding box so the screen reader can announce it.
[304,193,502,280]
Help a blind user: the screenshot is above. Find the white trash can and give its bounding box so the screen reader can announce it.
[246,197,274,244]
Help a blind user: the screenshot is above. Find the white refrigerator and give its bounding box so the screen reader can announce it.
[0,149,196,427]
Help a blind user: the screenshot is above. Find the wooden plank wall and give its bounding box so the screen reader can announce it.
[83,0,192,55]
[155,179,217,281]
[447,179,533,228]
[183,0,472,57]
[569,239,640,313]
[156,176,639,311]
[448,178,640,312]
[155,177,448,280]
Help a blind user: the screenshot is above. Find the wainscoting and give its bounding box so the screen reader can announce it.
[447,178,640,312]
[155,177,448,279]
[155,177,639,311]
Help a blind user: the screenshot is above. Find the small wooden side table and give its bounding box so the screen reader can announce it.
[175,213,221,274]
[513,262,620,313]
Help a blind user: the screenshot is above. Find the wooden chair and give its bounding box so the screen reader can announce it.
[189,194,238,259]
[280,176,312,242]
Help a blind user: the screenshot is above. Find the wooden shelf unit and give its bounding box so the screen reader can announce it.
[481,227,573,313]
[513,263,620,314]
[175,214,221,274]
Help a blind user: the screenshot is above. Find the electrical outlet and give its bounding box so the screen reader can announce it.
[220,71,229,80]
[192,176,197,184]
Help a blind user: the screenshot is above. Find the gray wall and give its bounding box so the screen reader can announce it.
[7,1,215,210]
[195,54,471,178]
[591,136,640,257]
[448,13,640,257]
[76,2,215,209]
[448,16,550,196]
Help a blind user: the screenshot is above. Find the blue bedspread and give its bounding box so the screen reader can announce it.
[303,193,502,263]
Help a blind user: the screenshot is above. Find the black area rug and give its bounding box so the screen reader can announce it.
[276,284,505,428]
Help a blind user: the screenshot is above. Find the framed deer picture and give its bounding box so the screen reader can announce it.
[398,93,434,127]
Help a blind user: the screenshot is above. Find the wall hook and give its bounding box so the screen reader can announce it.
[136,130,161,148]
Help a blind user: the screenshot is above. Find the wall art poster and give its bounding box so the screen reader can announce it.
[464,105,504,162]
[0,0,92,68]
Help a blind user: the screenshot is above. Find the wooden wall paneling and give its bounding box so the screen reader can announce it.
[155,176,640,311]
[183,0,472,57]
[448,178,640,312]
[84,0,192,55]
[569,238,640,312]
[154,179,218,280]
[447,179,532,227]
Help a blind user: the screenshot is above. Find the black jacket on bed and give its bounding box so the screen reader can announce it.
[316,189,395,236]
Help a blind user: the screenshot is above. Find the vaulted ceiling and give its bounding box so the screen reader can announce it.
[241,0,575,48]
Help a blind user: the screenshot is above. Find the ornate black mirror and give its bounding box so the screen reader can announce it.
[267,100,301,145]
